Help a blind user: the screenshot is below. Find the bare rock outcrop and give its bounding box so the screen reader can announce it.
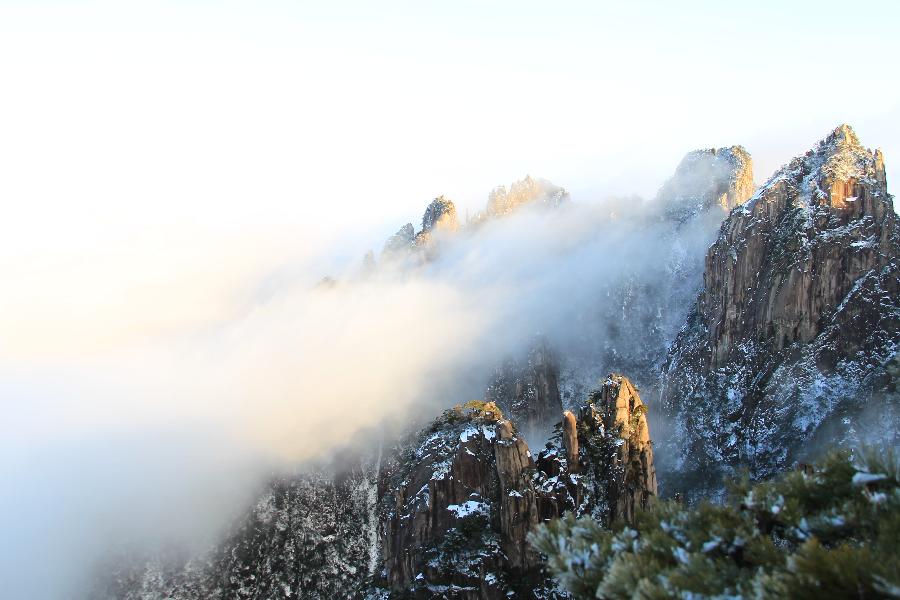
[106,372,658,600]
[418,196,458,238]
[379,373,658,597]
[559,145,756,409]
[561,411,578,470]
[661,125,900,496]
[379,402,547,598]
[594,375,657,524]
[382,222,416,257]
[658,145,754,222]
[483,175,569,219]
[485,339,563,442]
[493,419,541,572]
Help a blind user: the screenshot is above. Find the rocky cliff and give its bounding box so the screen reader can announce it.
[376,375,656,598]
[485,340,563,442]
[419,196,459,238]
[661,125,900,496]
[592,375,657,525]
[482,176,570,220]
[103,127,900,599]
[379,176,566,265]
[658,146,754,222]
[105,374,657,600]
[559,146,755,404]
[378,402,547,598]
[383,223,416,257]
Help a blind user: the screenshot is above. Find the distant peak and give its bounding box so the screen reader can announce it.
[485,176,569,218]
[828,123,860,146]
[421,196,458,233]
[657,145,755,219]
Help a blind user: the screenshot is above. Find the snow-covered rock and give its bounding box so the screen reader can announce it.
[660,125,900,498]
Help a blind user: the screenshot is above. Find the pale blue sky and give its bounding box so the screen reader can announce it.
[0,0,897,357]
[2,1,897,229]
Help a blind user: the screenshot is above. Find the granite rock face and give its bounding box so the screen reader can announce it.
[658,146,754,222]
[559,146,755,405]
[661,125,900,497]
[483,175,570,219]
[382,222,416,257]
[485,340,564,442]
[593,375,657,525]
[377,375,657,598]
[421,196,459,233]
[378,402,550,599]
[105,126,900,599]
[379,176,568,267]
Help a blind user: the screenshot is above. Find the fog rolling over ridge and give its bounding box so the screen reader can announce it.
[0,140,754,598]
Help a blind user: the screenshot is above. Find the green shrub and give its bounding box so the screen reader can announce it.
[531,448,900,599]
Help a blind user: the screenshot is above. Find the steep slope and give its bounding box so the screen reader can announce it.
[485,339,563,443]
[559,146,754,403]
[383,223,416,257]
[658,146,754,222]
[96,464,380,600]
[376,375,657,598]
[418,196,459,239]
[377,402,549,599]
[107,374,658,600]
[481,176,570,220]
[661,125,900,496]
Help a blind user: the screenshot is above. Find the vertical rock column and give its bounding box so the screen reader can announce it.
[494,419,542,571]
[598,375,657,524]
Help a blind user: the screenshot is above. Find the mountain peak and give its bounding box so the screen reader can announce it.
[485,176,569,218]
[828,123,860,146]
[747,124,885,213]
[657,145,754,219]
[815,123,870,179]
[421,196,458,233]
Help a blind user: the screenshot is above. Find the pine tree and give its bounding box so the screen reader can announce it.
[531,448,900,599]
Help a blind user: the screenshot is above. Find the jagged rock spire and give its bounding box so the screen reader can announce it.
[485,175,570,218]
[657,145,754,221]
[594,375,657,524]
[420,195,458,234]
[382,222,415,257]
[661,125,900,493]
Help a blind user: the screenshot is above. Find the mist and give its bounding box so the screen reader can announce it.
[0,172,728,599]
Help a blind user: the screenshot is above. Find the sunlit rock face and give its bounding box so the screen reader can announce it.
[417,195,458,240]
[102,374,659,600]
[593,375,656,525]
[559,146,756,407]
[377,375,657,598]
[483,175,570,219]
[378,176,566,267]
[658,145,754,222]
[661,125,900,498]
[378,403,552,599]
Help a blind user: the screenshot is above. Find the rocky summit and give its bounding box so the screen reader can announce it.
[101,125,899,599]
[104,376,657,599]
[661,124,900,497]
[658,145,754,222]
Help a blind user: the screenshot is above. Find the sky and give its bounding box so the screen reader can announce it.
[1,0,898,363]
[1,2,898,597]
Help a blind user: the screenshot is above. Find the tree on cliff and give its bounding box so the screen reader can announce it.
[531,448,900,599]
